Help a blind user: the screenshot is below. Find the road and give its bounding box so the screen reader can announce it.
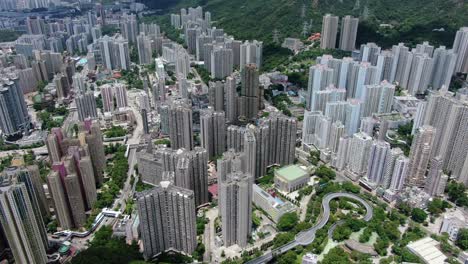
[246,192,373,264]
[113,90,144,213]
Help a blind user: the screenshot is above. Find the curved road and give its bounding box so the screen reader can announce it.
[246,192,373,264]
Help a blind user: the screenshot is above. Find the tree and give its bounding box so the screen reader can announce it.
[341,181,360,194]
[446,181,468,206]
[192,242,205,261]
[47,220,58,233]
[410,208,427,223]
[277,212,299,231]
[398,202,412,216]
[332,225,352,241]
[36,80,48,93]
[308,150,320,165]
[277,250,297,264]
[154,138,171,147]
[322,247,349,264]
[374,237,390,256]
[427,198,451,216]
[314,165,336,182]
[273,232,294,248]
[72,226,144,264]
[456,228,468,250]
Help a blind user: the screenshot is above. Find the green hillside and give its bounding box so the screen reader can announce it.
[143,0,467,48]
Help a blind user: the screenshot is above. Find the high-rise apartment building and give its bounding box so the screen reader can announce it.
[185,26,201,54]
[310,85,346,113]
[218,150,253,248]
[381,148,404,188]
[306,64,334,110]
[389,156,409,191]
[78,156,97,209]
[208,81,225,111]
[423,92,468,180]
[339,16,359,51]
[168,100,193,150]
[320,14,339,49]
[120,13,138,43]
[1,167,48,249]
[415,41,434,56]
[406,125,435,187]
[137,145,209,207]
[63,173,86,227]
[238,64,260,120]
[431,46,457,90]
[137,32,153,65]
[261,113,298,169]
[424,156,447,196]
[114,83,128,108]
[0,180,48,264]
[47,171,73,229]
[366,141,390,185]
[0,78,30,136]
[240,40,262,69]
[84,121,106,185]
[224,76,238,123]
[137,182,197,259]
[359,42,381,64]
[200,109,226,159]
[346,132,373,176]
[362,81,395,117]
[211,46,234,79]
[391,43,413,87]
[26,165,49,220]
[76,92,98,121]
[407,52,434,95]
[96,35,130,70]
[453,27,468,73]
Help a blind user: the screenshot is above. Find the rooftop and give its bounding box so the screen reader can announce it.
[275,165,308,181]
[406,237,446,264]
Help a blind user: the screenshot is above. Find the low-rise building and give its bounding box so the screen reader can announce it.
[274,165,309,193]
[282,38,304,53]
[302,252,318,264]
[406,237,447,264]
[440,209,468,241]
[252,184,297,222]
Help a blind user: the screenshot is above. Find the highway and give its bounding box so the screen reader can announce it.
[246,192,373,264]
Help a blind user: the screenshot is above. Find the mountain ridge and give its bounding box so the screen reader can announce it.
[140,0,468,47]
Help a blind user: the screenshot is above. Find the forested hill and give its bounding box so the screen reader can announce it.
[140,0,467,48]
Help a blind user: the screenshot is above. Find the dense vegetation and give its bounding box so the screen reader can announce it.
[85,144,129,228]
[38,106,69,131]
[0,30,21,42]
[104,126,127,138]
[141,0,466,49]
[121,67,143,89]
[71,226,144,264]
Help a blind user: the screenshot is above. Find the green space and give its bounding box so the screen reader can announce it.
[389,121,413,156]
[71,226,144,264]
[101,25,120,36]
[308,150,320,166]
[144,0,466,48]
[37,106,69,131]
[121,66,143,89]
[255,166,277,188]
[154,138,171,147]
[135,176,153,192]
[193,65,212,84]
[0,30,21,42]
[85,144,128,228]
[446,181,468,207]
[104,126,127,138]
